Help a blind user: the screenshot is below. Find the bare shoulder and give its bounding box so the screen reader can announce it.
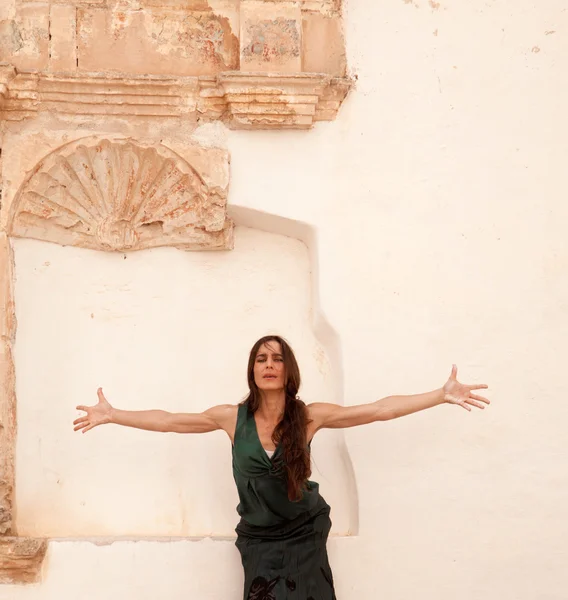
[205,404,238,423]
[204,404,239,442]
[306,402,339,432]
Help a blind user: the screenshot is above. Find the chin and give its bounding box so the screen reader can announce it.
[258,381,284,391]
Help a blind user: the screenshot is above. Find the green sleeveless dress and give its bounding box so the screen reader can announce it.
[233,402,337,600]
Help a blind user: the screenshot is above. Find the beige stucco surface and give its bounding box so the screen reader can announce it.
[1,0,567,598]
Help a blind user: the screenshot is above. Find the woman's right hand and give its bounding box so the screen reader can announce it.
[73,388,114,433]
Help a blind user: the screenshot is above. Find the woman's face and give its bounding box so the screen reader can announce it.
[253,341,286,392]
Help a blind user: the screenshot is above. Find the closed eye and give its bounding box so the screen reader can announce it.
[256,353,283,362]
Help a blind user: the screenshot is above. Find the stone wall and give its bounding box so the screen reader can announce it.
[0,0,351,129]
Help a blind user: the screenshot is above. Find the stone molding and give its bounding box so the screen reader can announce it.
[0,234,16,538]
[0,69,352,129]
[8,137,234,252]
[0,537,48,585]
[202,72,351,128]
[0,238,42,587]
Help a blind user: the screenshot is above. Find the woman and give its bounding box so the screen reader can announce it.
[74,335,489,599]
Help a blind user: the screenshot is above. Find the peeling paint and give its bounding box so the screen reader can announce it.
[242,18,301,62]
[76,8,238,75]
[10,21,24,52]
[0,20,23,54]
[0,7,49,70]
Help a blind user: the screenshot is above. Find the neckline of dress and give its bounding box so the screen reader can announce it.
[250,409,280,463]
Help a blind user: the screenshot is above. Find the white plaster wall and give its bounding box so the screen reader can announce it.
[3,1,568,599]
[225,2,568,598]
[12,228,352,537]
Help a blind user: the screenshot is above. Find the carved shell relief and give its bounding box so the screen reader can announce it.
[8,138,233,252]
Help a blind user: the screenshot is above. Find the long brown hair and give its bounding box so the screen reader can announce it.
[244,335,311,501]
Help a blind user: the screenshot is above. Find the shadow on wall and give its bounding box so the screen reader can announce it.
[229,205,360,536]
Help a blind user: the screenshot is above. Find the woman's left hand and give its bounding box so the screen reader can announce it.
[443,365,490,411]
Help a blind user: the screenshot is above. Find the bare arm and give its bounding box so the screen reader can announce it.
[110,405,235,434]
[308,365,489,432]
[74,388,238,441]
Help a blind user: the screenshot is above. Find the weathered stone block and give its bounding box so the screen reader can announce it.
[301,0,340,13]
[0,343,16,536]
[140,0,211,7]
[216,72,329,129]
[0,4,49,71]
[0,0,16,23]
[240,1,302,73]
[49,5,77,72]
[302,11,346,76]
[77,7,238,76]
[0,65,17,109]
[0,233,16,537]
[18,0,106,4]
[0,538,47,584]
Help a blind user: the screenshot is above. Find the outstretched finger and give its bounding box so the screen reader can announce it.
[97,388,106,402]
[470,393,490,404]
[74,423,88,432]
[76,405,89,412]
[82,423,98,433]
[465,399,485,410]
[451,364,458,379]
[458,401,472,412]
[467,384,488,391]
[73,416,88,425]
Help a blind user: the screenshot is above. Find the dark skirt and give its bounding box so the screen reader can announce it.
[235,497,336,600]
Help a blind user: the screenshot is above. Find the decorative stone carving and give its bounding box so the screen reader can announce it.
[8,138,234,252]
[0,538,48,584]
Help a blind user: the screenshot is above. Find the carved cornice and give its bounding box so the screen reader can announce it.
[8,137,234,252]
[201,72,351,129]
[0,69,353,129]
[0,538,47,585]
